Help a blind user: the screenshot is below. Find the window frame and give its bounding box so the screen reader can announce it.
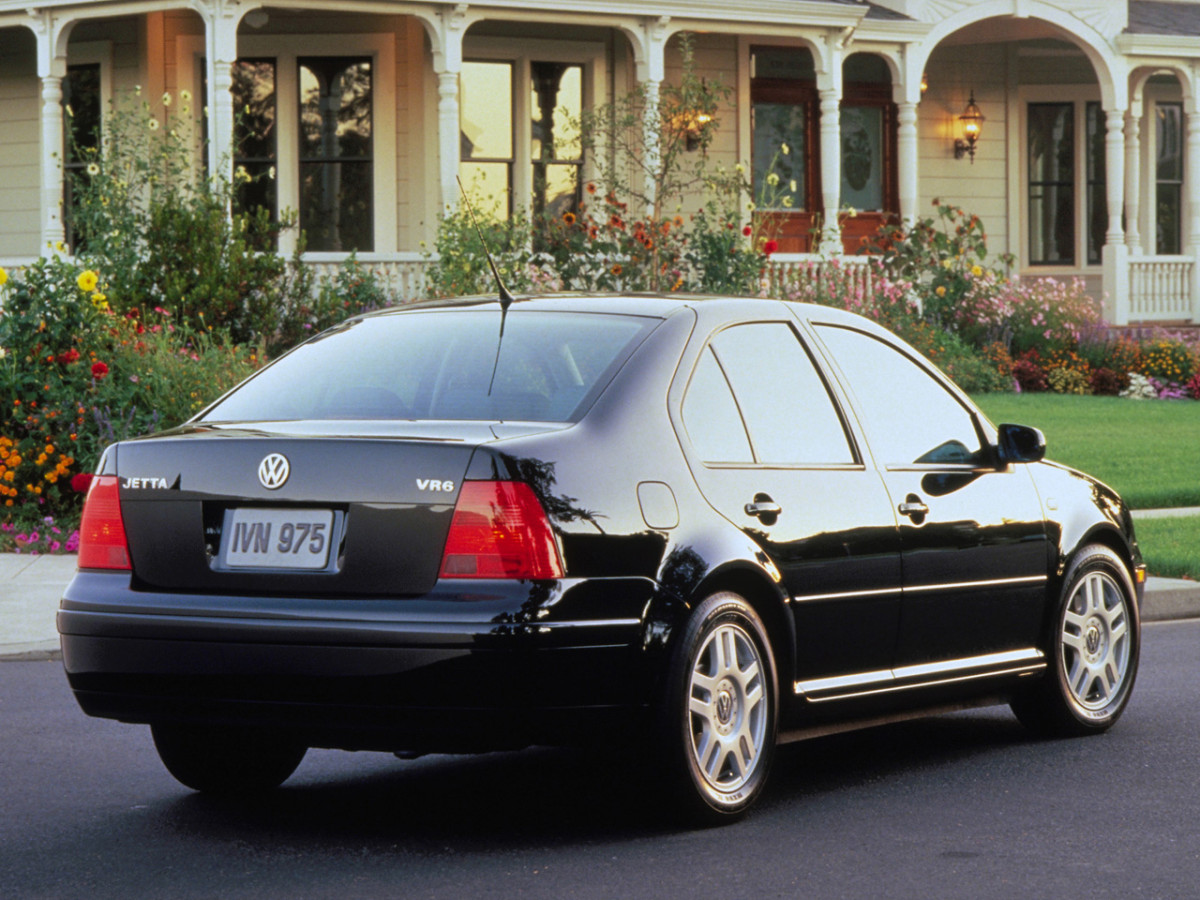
[177,32,395,257]
[1018,86,1106,275]
[461,36,606,222]
[60,42,112,253]
[1154,100,1184,256]
[297,55,374,252]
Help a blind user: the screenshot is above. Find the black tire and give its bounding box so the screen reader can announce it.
[659,591,778,824]
[1011,544,1140,737]
[151,723,307,794]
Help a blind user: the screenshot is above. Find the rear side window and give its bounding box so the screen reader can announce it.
[202,310,656,423]
[681,322,855,466]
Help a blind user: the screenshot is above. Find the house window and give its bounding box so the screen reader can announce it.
[1156,102,1183,255]
[460,60,514,219]
[298,57,373,252]
[62,64,101,252]
[1085,102,1107,265]
[1028,102,1075,265]
[232,59,277,228]
[530,62,583,219]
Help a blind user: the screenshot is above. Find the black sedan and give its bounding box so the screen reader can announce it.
[59,294,1144,822]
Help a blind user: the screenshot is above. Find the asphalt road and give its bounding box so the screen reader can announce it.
[3,621,1199,899]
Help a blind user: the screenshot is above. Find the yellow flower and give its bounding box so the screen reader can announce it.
[781,196,793,208]
[0,266,7,287]
[86,162,100,176]
[936,286,947,297]
[971,265,983,277]
[148,117,160,131]
[942,258,953,270]
[162,91,172,106]
[77,270,99,293]
[766,172,780,186]
[781,142,790,155]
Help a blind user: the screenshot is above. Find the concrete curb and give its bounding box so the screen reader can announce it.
[4,551,1199,660]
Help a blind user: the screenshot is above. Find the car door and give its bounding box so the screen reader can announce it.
[811,323,1049,672]
[677,320,903,687]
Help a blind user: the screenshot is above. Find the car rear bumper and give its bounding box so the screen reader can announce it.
[58,571,658,752]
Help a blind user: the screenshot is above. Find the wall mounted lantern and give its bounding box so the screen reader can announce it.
[954,91,984,163]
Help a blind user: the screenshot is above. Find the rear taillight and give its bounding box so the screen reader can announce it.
[439,481,564,580]
[77,475,131,570]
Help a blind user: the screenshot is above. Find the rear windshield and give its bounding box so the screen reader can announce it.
[201,308,657,423]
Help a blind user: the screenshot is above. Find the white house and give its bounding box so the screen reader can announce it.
[3,0,1200,324]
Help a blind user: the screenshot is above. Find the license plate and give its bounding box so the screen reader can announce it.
[222,508,334,570]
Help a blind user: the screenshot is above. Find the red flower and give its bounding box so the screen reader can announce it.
[57,348,80,365]
[91,361,109,379]
[742,226,752,237]
[70,473,94,494]
[763,239,779,256]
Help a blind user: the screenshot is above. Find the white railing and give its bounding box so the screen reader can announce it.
[301,251,431,303]
[1129,255,1194,321]
[764,253,875,299]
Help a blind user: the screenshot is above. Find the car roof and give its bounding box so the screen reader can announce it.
[362,292,876,330]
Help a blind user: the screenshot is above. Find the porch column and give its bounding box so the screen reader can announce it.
[204,4,239,180]
[435,5,467,213]
[640,16,669,220]
[896,101,918,226]
[33,11,66,254]
[1124,107,1141,254]
[819,89,842,254]
[39,73,66,253]
[1187,111,1200,322]
[1102,108,1130,324]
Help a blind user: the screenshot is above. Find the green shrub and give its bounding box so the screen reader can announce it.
[1139,338,1198,384]
[69,89,313,352]
[0,257,260,535]
[1047,366,1090,395]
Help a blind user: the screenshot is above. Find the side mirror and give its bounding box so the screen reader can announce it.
[996,423,1046,465]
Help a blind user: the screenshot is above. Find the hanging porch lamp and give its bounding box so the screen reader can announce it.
[954,91,984,163]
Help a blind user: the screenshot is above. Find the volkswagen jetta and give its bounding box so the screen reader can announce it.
[59,294,1144,822]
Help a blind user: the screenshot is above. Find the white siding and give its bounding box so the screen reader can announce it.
[0,27,40,258]
[919,44,1011,260]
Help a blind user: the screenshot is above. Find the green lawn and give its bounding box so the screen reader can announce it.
[1131,515,1200,581]
[971,394,1200,510]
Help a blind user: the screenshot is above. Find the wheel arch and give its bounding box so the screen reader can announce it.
[644,557,794,709]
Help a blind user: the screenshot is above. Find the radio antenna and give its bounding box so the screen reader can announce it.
[457,176,515,312]
[456,177,514,397]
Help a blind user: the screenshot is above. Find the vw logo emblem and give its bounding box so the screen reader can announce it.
[258,453,290,490]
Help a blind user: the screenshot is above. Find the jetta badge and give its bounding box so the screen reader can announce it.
[257,453,290,490]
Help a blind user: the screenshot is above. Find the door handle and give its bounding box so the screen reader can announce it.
[898,497,929,519]
[745,499,782,519]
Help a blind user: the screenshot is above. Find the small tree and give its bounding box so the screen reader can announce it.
[578,33,724,225]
